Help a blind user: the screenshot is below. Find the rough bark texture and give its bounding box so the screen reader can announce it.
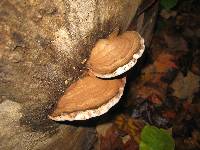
[0,0,159,149]
[0,0,144,150]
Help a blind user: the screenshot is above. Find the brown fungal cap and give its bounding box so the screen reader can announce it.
[49,75,126,121]
[87,31,145,78]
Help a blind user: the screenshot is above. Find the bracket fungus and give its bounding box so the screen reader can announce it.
[87,31,145,78]
[49,75,126,121]
[49,30,145,121]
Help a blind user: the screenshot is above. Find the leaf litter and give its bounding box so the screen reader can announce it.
[95,1,200,149]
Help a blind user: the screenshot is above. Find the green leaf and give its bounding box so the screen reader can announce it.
[160,0,178,10]
[139,125,175,150]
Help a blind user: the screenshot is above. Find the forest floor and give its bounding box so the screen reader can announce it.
[94,1,200,150]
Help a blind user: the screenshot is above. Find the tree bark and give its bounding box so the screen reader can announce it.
[0,0,157,149]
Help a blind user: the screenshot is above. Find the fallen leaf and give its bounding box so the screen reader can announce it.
[162,111,176,120]
[170,71,200,99]
[124,138,139,150]
[160,0,178,10]
[163,33,188,52]
[98,124,124,150]
[139,125,175,150]
[115,115,144,144]
[154,53,177,72]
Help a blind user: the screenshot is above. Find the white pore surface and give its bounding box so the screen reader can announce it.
[49,78,126,121]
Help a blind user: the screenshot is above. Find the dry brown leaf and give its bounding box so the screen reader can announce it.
[98,125,124,150]
[114,115,144,144]
[170,72,200,99]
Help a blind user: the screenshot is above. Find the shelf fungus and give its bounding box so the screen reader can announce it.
[87,31,145,78]
[49,75,126,121]
[49,30,145,121]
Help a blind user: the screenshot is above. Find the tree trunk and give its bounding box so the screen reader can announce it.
[0,0,157,149]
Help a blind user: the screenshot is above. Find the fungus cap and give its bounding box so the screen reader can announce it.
[88,31,145,78]
[49,75,126,121]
